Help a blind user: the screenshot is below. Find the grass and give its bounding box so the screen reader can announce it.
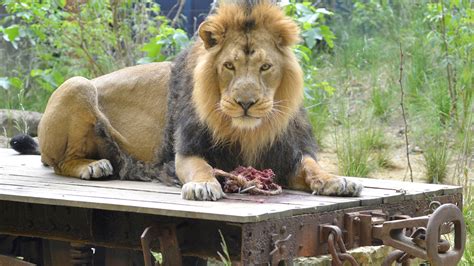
[423,137,450,184]
[1,0,472,262]
[311,0,473,261]
[460,187,474,264]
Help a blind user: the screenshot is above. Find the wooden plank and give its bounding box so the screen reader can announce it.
[349,176,461,194]
[0,170,367,206]
[0,148,460,222]
[1,166,408,215]
[0,255,35,266]
[0,184,297,223]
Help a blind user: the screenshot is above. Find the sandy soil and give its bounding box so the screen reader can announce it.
[317,126,472,185]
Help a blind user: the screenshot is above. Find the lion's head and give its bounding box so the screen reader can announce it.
[191,1,304,163]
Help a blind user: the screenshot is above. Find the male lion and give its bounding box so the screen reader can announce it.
[11,1,362,200]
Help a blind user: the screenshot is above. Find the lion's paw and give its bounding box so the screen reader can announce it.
[181,180,225,201]
[310,175,363,197]
[80,159,114,180]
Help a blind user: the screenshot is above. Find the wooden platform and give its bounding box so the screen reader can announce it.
[0,148,465,264]
[0,148,461,223]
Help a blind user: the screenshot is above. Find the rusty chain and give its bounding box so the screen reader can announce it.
[320,224,359,266]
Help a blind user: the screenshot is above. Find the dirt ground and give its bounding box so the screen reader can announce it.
[317,126,472,185]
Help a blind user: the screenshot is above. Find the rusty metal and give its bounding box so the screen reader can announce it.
[320,225,358,266]
[70,242,93,265]
[381,250,412,266]
[344,209,386,249]
[141,225,182,266]
[425,203,465,266]
[373,203,465,266]
[0,193,464,265]
[269,226,293,265]
[425,200,442,215]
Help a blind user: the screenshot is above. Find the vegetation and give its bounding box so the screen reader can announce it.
[0,0,188,110]
[0,0,472,262]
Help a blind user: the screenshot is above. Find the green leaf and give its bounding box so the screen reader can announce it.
[298,14,319,24]
[315,8,333,15]
[30,69,43,77]
[55,0,66,8]
[302,28,322,49]
[320,25,335,48]
[4,25,20,42]
[9,77,23,89]
[295,3,311,15]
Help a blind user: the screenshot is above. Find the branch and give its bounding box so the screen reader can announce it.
[111,0,125,66]
[440,0,457,120]
[399,43,414,182]
[76,12,105,76]
[171,0,186,28]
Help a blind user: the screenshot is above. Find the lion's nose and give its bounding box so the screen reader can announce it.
[237,100,256,112]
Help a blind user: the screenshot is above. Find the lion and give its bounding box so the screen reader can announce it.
[11,1,362,200]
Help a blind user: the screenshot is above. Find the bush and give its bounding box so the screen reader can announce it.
[0,0,189,111]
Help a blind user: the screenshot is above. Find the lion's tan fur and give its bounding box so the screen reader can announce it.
[38,63,172,175]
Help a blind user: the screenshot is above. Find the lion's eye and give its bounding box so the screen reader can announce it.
[260,63,272,71]
[224,62,235,70]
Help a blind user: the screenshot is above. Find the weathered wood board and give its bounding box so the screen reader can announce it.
[0,148,461,223]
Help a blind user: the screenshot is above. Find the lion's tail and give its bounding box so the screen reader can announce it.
[94,119,179,186]
[10,134,41,155]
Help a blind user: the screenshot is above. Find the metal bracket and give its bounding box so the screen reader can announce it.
[345,203,466,266]
[320,224,359,266]
[269,226,293,265]
[141,224,182,266]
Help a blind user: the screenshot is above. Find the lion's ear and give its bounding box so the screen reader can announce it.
[198,21,225,50]
[274,19,300,47]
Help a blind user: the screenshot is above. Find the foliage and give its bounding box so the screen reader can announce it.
[282,0,336,145]
[0,0,190,111]
[138,23,189,64]
[461,189,474,265]
[351,0,396,36]
[424,0,473,128]
[283,0,335,50]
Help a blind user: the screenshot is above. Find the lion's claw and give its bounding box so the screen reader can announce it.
[80,159,113,180]
[181,180,225,201]
[311,175,363,197]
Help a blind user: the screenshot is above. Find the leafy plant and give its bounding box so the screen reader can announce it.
[283,1,335,50]
[138,18,190,63]
[351,0,396,37]
[282,1,337,145]
[0,0,189,112]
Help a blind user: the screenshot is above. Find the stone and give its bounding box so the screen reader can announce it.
[0,109,42,137]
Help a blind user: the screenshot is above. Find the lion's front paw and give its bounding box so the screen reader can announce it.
[181,180,225,201]
[80,159,114,180]
[310,175,363,197]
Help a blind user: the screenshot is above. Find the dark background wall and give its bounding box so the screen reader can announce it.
[158,0,213,35]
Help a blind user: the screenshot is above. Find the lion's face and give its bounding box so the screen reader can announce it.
[216,32,284,129]
[192,2,304,161]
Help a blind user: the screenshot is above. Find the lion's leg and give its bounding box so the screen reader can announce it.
[55,159,113,180]
[175,153,225,201]
[289,155,363,196]
[39,76,115,179]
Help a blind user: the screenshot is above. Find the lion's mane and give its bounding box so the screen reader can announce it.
[160,1,317,186]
